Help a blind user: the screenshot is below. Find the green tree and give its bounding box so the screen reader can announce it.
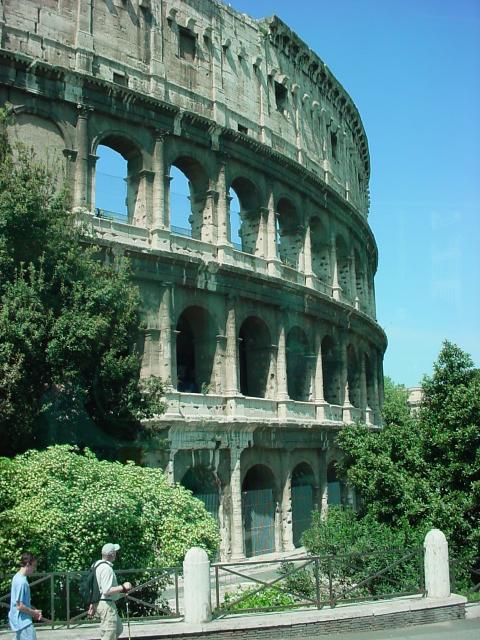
[0,110,165,455]
[0,446,219,572]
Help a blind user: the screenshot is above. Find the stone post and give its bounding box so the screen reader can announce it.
[276,316,289,402]
[183,548,211,623]
[73,105,91,210]
[216,157,233,263]
[313,331,327,421]
[230,447,245,560]
[151,131,170,250]
[304,220,314,288]
[424,529,450,598]
[159,284,175,390]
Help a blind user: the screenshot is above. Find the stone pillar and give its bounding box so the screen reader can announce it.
[230,447,245,560]
[141,328,161,378]
[216,157,233,263]
[313,331,327,421]
[257,207,269,258]
[350,250,359,308]
[266,190,281,277]
[424,529,450,598]
[75,0,94,72]
[73,105,91,210]
[276,316,289,401]
[224,300,239,396]
[330,235,341,301]
[281,466,295,552]
[340,339,353,422]
[151,131,171,249]
[159,284,176,389]
[304,221,314,288]
[183,548,211,623]
[320,449,328,516]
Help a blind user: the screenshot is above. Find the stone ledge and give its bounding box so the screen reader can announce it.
[33,594,466,640]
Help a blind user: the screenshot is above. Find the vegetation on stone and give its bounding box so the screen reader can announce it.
[0,110,165,456]
[0,445,220,573]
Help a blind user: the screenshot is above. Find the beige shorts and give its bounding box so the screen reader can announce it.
[96,600,123,640]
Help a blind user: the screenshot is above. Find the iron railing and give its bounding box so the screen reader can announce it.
[0,566,182,630]
[213,547,425,616]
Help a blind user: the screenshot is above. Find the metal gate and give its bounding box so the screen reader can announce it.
[291,484,313,547]
[195,492,220,521]
[242,488,275,557]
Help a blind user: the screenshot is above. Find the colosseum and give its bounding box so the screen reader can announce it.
[1,0,387,560]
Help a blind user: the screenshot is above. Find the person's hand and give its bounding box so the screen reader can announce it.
[122,581,133,592]
[87,604,96,618]
[34,610,42,621]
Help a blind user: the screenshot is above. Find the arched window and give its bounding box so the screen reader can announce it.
[239,317,271,398]
[286,327,311,401]
[291,463,315,547]
[242,464,276,557]
[169,157,209,241]
[228,188,242,250]
[94,136,142,224]
[176,306,216,393]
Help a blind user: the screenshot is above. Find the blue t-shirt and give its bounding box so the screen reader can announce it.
[8,572,32,631]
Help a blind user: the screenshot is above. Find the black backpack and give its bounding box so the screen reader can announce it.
[79,561,108,606]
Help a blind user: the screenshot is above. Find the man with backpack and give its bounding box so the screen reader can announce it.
[87,543,132,640]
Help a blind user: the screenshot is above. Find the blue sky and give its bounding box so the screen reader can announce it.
[97,0,480,387]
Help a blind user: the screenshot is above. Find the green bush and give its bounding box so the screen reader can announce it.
[223,585,295,611]
[0,445,219,573]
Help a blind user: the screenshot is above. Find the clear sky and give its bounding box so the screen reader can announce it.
[220,0,480,387]
[97,0,480,388]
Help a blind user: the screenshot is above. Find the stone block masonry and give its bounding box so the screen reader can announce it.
[1,0,387,560]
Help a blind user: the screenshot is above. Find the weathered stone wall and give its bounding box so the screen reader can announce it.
[1,0,386,561]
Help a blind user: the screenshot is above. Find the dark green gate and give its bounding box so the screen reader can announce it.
[195,492,220,521]
[291,484,313,547]
[242,488,275,557]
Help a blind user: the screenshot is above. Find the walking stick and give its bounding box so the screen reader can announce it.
[126,598,131,640]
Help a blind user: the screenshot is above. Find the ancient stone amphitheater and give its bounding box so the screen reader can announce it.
[1,0,387,559]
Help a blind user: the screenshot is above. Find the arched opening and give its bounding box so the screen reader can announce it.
[95,136,142,225]
[239,317,271,398]
[181,466,220,521]
[347,344,361,408]
[169,157,209,241]
[229,177,261,255]
[336,235,350,301]
[242,464,276,557]
[291,462,315,547]
[327,461,344,506]
[169,165,192,232]
[277,198,302,269]
[310,215,331,284]
[286,327,311,401]
[176,306,216,393]
[321,335,341,405]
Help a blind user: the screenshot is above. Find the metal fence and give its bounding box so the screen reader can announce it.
[213,547,425,616]
[0,566,181,630]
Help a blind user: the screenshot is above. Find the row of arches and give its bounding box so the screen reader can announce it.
[174,304,380,408]
[181,460,348,557]
[93,139,375,311]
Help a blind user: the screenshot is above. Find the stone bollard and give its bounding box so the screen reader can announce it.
[424,528,451,598]
[183,547,211,623]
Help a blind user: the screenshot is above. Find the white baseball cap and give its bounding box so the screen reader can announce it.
[102,543,120,555]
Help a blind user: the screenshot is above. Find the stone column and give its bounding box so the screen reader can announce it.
[350,249,359,309]
[75,0,94,72]
[320,449,328,516]
[257,206,269,258]
[276,315,289,401]
[159,284,176,389]
[281,465,295,552]
[151,131,171,250]
[224,300,240,397]
[230,447,245,560]
[73,105,91,210]
[141,328,161,378]
[304,220,314,288]
[340,339,353,422]
[330,234,341,300]
[216,157,233,263]
[313,331,327,421]
[266,190,281,277]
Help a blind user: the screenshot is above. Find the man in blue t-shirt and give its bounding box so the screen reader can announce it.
[8,552,42,640]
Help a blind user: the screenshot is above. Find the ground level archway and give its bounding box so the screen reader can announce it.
[181,465,220,521]
[291,462,316,547]
[242,464,276,557]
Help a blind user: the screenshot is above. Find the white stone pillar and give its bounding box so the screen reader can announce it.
[304,221,314,288]
[159,284,175,390]
[230,447,245,560]
[183,547,211,623]
[424,529,450,598]
[350,249,359,308]
[73,105,91,210]
[313,331,327,421]
[281,467,295,552]
[276,316,289,401]
[224,300,239,396]
[266,190,281,277]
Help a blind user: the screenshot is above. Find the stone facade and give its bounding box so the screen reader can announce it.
[0,0,387,560]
